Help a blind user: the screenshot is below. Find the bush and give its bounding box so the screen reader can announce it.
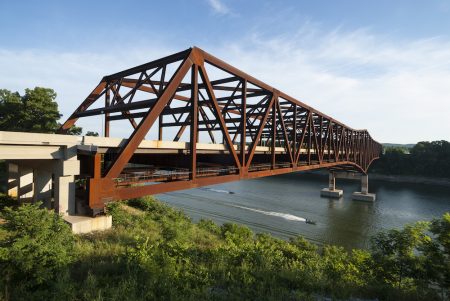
[0,203,74,298]
[198,218,221,236]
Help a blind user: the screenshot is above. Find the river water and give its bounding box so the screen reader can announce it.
[156,172,450,249]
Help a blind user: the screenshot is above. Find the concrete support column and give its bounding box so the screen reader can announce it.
[53,158,80,215]
[321,171,343,198]
[18,165,34,202]
[352,174,376,201]
[7,162,19,198]
[328,172,336,190]
[33,168,53,208]
[55,175,75,216]
[361,174,369,194]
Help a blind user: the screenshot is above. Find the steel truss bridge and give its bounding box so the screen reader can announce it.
[59,47,381,213]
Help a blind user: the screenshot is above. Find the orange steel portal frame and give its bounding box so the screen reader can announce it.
[59,47,382,214]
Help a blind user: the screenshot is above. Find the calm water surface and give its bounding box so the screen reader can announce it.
[156,173,450,249]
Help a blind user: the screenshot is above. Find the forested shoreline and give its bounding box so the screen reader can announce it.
[372,141,450,179]
[0,195,449,301]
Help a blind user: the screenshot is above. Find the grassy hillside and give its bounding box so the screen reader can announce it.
[0,195,449,301]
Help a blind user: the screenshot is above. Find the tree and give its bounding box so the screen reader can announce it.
[0,88,60,133]
[370,222,430,291]
[0,89,24,132]
[421,213,450,298]
[66,125,83,136]
[85,131,99,136]
[0,87,83,135]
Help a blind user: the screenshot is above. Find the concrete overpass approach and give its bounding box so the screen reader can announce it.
[1,47,381,232]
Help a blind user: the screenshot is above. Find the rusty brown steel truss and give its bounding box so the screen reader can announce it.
[60,47,382,214]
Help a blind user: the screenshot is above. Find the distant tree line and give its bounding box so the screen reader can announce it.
[371,141,450,178]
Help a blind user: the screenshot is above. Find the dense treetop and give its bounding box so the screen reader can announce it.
[0,87,87,135]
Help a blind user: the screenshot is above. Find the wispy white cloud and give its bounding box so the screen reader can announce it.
[1,25,450,143]
[206,0,230,14]
[206,26,450,144]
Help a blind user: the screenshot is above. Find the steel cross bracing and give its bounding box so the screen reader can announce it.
[60,47,382,213]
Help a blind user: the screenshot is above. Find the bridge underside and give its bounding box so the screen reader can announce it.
[59,47,381,214]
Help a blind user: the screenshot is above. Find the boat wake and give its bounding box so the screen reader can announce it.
[199,187,235,194]
[231,205,306,222]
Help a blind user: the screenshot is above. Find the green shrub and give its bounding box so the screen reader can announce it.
[198,218,221,236]
[0,203,74,299]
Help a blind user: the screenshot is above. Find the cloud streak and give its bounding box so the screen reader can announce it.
[206,0,230,14]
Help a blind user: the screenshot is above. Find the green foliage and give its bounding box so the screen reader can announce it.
[372,140,450,178]
[66,125,83,136]
[0,203,74,300]
[0,87,85,136]
[370,221,447,299]
[0,88,61,133]
[198,218,221,236]
[422,213,450,298]
[85,131,99,136]
[0,197,448,300]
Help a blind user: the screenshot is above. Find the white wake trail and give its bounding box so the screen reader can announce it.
[232,205,306,222]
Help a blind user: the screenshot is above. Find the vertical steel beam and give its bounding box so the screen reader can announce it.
[271,98,277,169]
[190,65,198,180]
[93,153,102,179]
[308,115,312,164]
[240,79,247,168]
[293,105,297,160]
[158,116,163,140]
[104,88,110,137]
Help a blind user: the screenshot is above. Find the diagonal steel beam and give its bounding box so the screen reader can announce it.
[199,64,241,168]
[105,55,193,179]
[245,94,275,168]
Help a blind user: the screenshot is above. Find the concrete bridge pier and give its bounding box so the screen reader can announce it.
[6,160,79,214]
[352,174,376,201]
[320,172,343,198]
[320,171,376,201]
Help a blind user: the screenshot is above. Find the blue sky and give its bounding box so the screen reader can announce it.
[1,0,450,143]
